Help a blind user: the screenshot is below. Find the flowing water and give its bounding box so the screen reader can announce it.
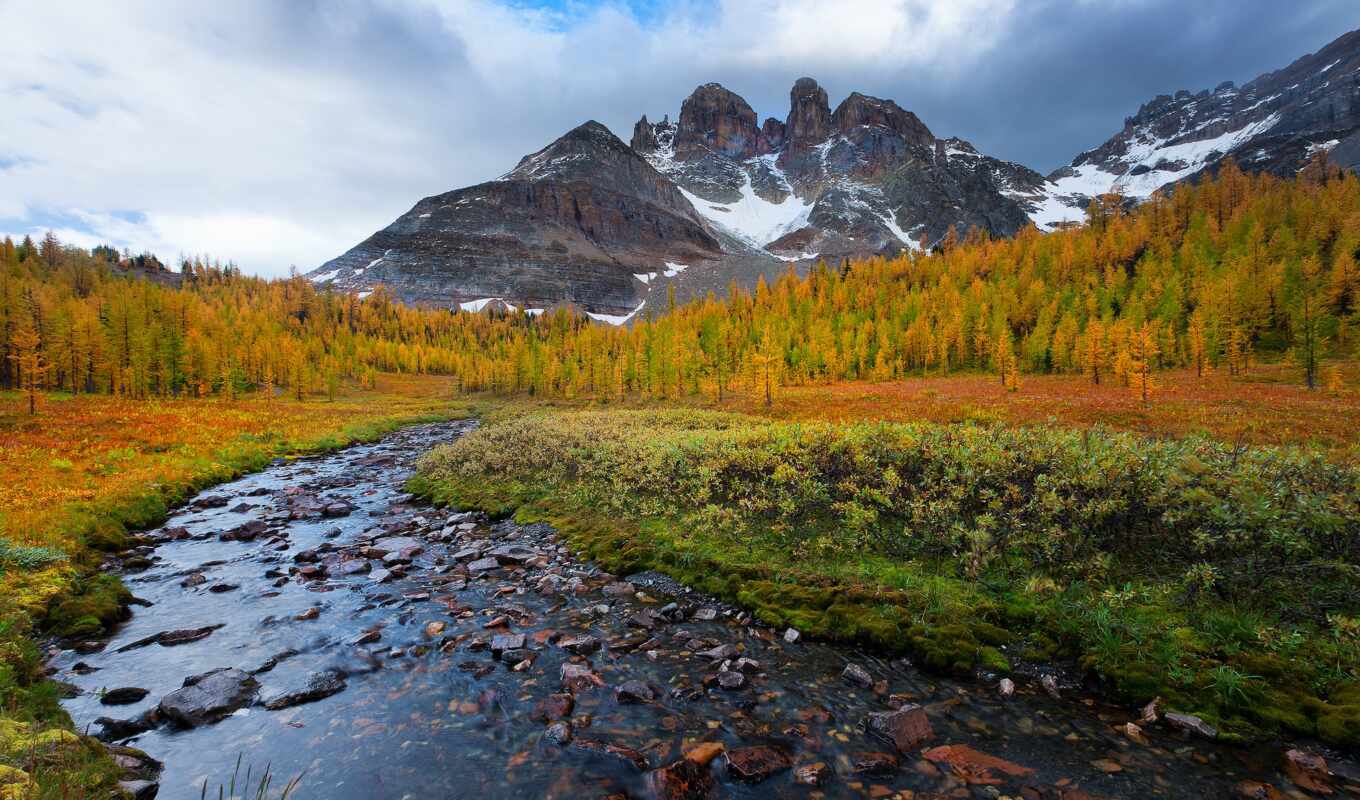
[51,422,1351,799]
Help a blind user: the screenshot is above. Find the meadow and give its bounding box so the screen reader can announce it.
[414,396,1360,750]
[0,375,468,798]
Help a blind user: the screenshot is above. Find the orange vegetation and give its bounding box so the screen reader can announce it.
[0,373,462,551]
[711,363,1360,450]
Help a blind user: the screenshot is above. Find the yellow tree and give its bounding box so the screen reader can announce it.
[9,317,47,415]
[1127,322,1160,405]
[1187,311,1208,377]
[1080,320,1109,385]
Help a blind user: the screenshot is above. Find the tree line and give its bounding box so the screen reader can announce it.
[3,158,1357,411]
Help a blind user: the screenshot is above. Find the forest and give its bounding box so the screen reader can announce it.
[3,158,1358,409]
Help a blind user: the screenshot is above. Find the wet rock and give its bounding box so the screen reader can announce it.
[352,629,382,645]
[866,704,933,753]
[544,721,573,745]
[998,677,1015,698]
[684,742,725,766]
[295,607,321,621]
[368,568,393,583]
[793,761,830,785]
[572,738,649,771]
[647,757,717,800]
[106,743,162,779]
[117,779,159,799]
[100,687,150,706]
[616,680,656,703]
[1165,711,1218,740]
[842,663,874,689]
[922,744,1035,781]
[1233,780,1287,799]
[1139,696,1160,725]
[724,745,792,782]
[118,624,224,652]
[94,710,159,741]
[1123,721,1147,744]
[370,535,422,555]
[602,581,635,597]
[262,670,347,710]
[322,500,355,518]
[851,751,899,775]
[488,544,538,565]
[717,670,746,690]
[627,610,663,631]
[559,634,601,655]
[1283,749,1333,794]
[697,644,738,661]
[783,628,800,643]
[531,693,575,721]
[207,583,238,593]
[561,663,604,691]
[691,608,717,621]
[1040,673,1061,699]
[158,668,258,728]
[179,573,207,588]
[490,633,526,659]
[424,621,446,638]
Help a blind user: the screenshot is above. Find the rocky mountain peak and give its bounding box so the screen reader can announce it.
[786,77,832,153]
[674,82,761,160]
[832,92,934,147]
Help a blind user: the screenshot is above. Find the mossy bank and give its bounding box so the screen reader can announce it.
[412,407,1360,751]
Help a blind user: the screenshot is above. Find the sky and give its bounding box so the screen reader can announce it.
[2,0,1356,277]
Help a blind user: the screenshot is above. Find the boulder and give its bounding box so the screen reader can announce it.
[157,669,258,727]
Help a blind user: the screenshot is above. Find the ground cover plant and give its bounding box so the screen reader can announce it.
[415,406,1360,748]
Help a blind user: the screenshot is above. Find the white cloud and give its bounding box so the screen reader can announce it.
[5,0,1336,277]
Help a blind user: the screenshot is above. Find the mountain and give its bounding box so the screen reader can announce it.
[310,29,1360,319]
[628,79,1036,263]
[311,79,1036,318]
[1029,28,1360,228]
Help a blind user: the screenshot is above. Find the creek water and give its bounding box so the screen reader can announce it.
[50,421,1343,799]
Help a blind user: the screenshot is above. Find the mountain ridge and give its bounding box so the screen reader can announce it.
[310,28,1360,321]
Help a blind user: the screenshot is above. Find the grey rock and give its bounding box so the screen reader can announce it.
[157,669,258,727]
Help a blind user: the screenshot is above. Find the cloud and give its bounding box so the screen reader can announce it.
[1,0,1355,276]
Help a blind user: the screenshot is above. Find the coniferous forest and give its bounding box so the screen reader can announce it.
[4,160,1358,407]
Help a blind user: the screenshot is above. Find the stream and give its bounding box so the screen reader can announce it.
[50,421,1353,799]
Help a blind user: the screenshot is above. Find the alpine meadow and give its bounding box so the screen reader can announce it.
[4,5,1360,799]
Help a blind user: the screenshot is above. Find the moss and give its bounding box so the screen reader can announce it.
[43,573,132,640]
[978,646,1012,673]
[82,519,129,553]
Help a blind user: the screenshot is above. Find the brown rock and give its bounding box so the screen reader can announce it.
[647,757,717,800]
[851,751,899,775]
[683,742,724,766]
[786,77,832,154]
[865,704,933,753]
[793,761,830,786]
[1283,749,1333,794]
[922,745,1035,784]
[1233,780,1287,799]
[531,693,575,722]
[674,83,760,161]
[724,745,792,783]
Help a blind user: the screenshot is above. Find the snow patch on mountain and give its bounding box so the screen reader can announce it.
[678,175,813,248]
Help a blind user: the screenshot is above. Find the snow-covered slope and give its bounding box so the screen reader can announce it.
[1032,28,1360,226]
